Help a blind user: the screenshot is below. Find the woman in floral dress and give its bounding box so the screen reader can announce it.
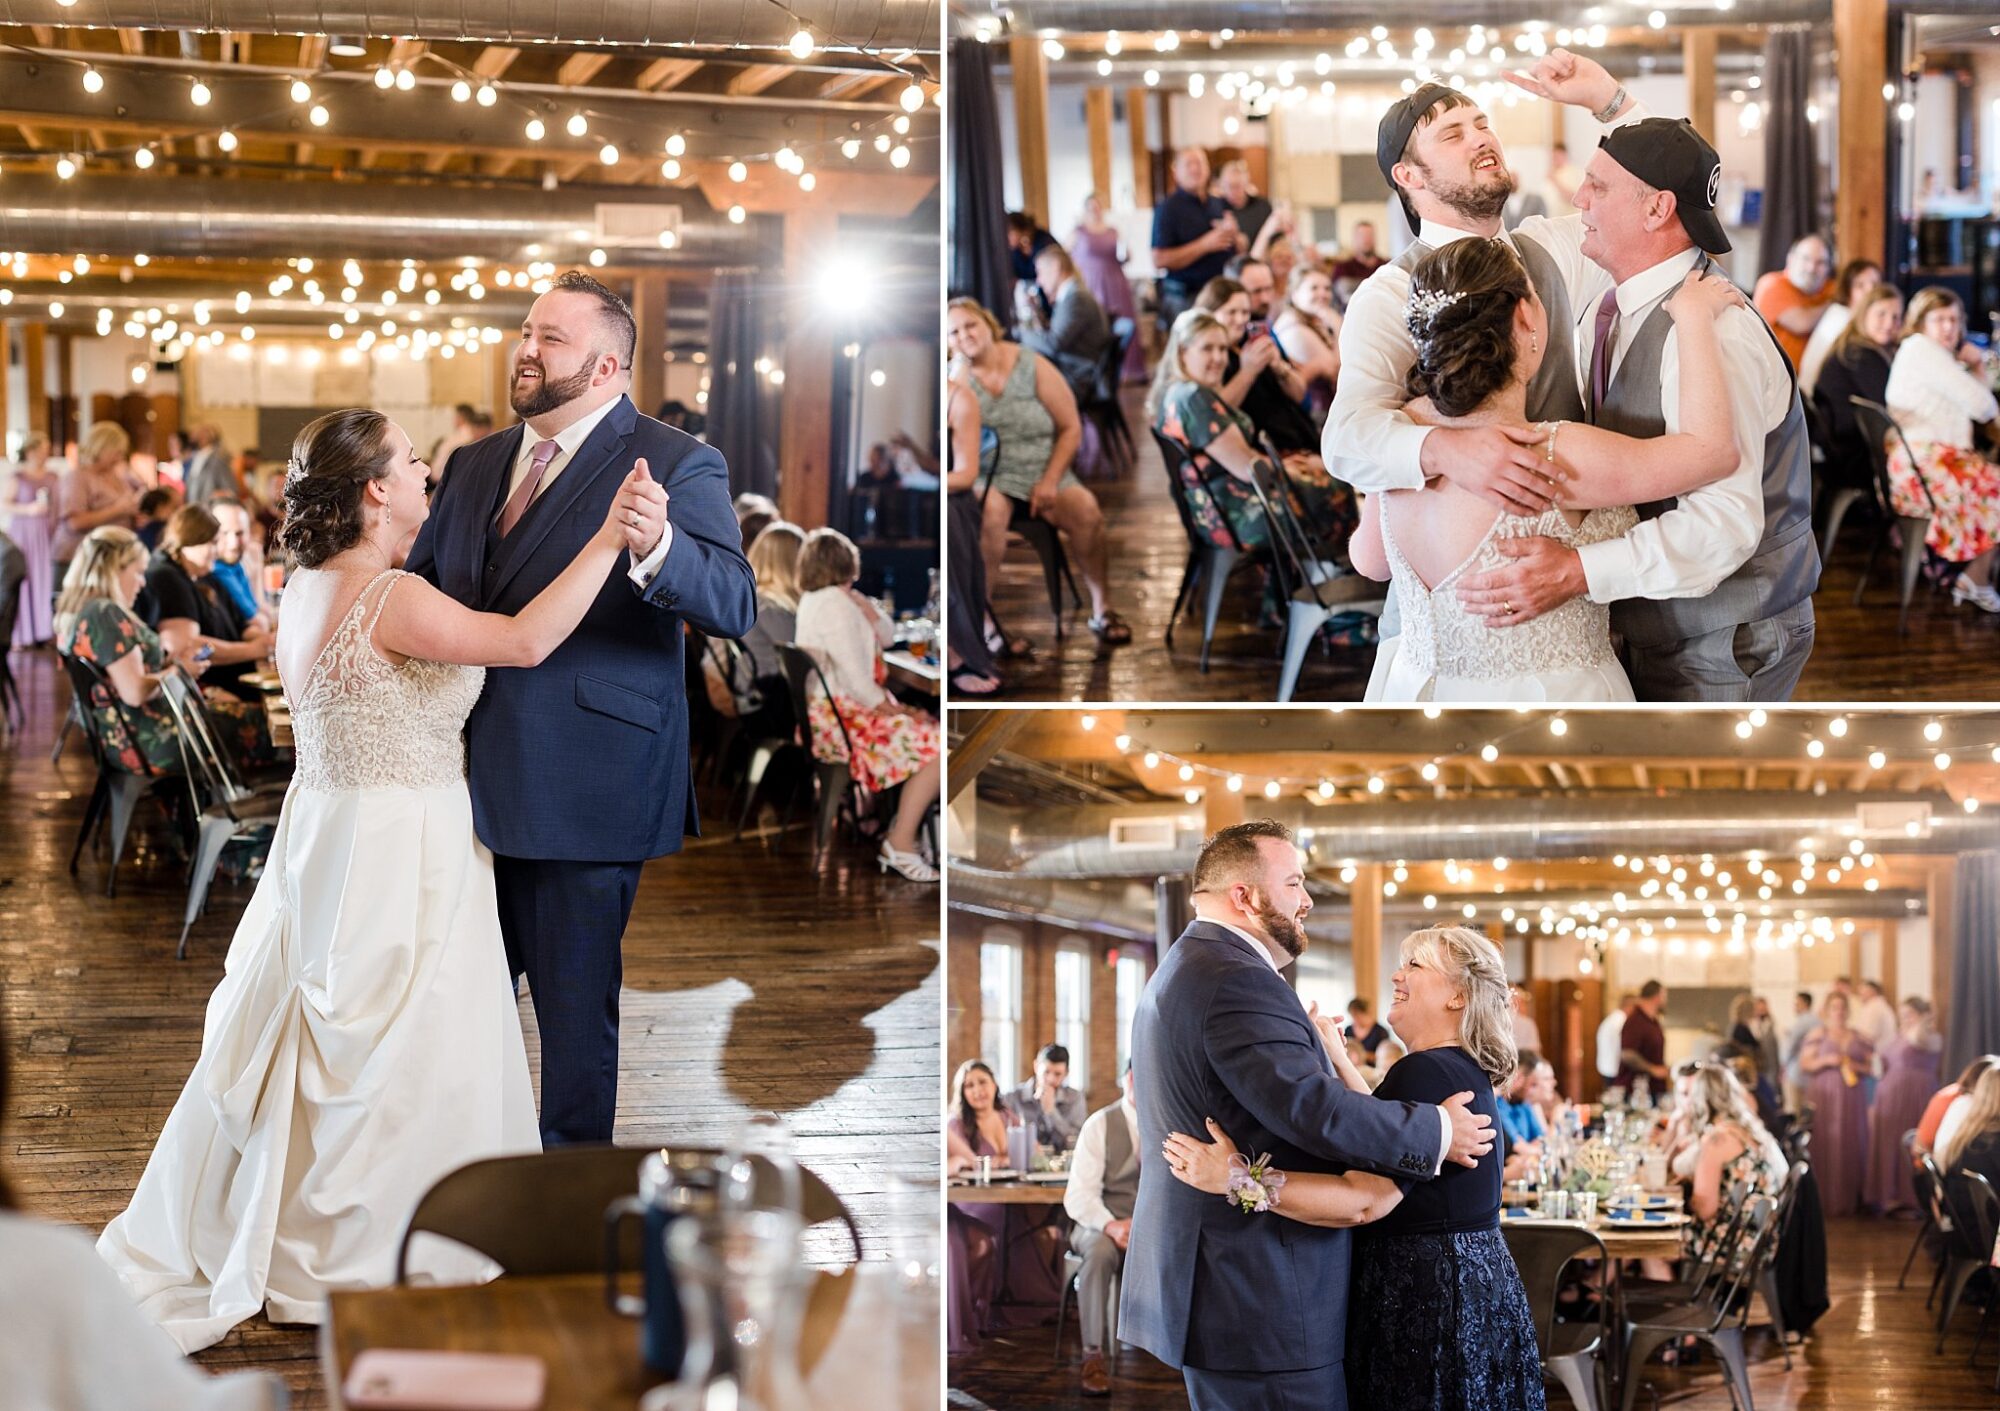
[793,528,939,882]
[53,526,272,775]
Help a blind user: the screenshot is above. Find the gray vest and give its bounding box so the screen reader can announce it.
[1593,257,1820,645]
[1100,1103,1140,1223]
[1393,231,1586,425]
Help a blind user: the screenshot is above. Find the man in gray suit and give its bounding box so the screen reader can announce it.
[1122,820,1493,1410]
[1064,1063,1140,1396]
[1004,1042,1087,1153]
[1021,243,1112,403]
[183,425,232,506]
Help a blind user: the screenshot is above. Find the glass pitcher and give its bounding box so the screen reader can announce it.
[640,1208,811,1411]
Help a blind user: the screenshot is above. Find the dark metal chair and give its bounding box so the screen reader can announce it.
[1148,426,1265,672]
[1802,393,1868,563]
[1502,1220,1610,1411]
[1848,396,1939,633]
[1899,1130,1941,1293]
[977,426,1084,640]
[1240,451,1386,701]
[1619,1193,1782,1411]
[59,649,176,898]
[1052,1247,1121,1367]
[0,534,24,734]
[1936,1166,2000,1355]
[775,643,863,871]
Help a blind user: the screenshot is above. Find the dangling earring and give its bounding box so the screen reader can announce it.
[1530,331,1540,354]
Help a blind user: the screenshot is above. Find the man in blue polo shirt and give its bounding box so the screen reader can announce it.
[1151,146,1242,330]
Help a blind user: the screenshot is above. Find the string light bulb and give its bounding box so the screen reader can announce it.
[374,66,395,90]
[567,112,589,137]
[82,67,103,94]
[395,67,416,91]
[309,103,330,126]
[476,83,497,106]
[190,80,212,106]
[665,133,686,157]
[789,27,814,59]
[451,79,472,103]
[901,81,925,112]
[728,160,748,182]
[218,129,238,152]
[599,142,620,165]
[525,118,546,141]
[133,147,154,169]
[290,78,313,103]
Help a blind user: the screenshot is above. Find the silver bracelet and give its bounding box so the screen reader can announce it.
[1593,83,1628,125]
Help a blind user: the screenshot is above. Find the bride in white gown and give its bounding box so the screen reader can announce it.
[1352,238,1745,702]
[97,408,656,1352]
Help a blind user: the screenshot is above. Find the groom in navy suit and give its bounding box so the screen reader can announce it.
[1122,820,1494,1410]
[407,271,756,1144]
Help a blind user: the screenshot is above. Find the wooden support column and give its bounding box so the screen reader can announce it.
[1683,30,1718,146]
[491,345,515,429]
[1126,87,1152,205]
[22,323,47,438]
[630,271,668,421]
[778,206,840,529]
[947,915,983,1080]
[1878,921,1899,1004]
[1201,785,1245,835]
[1085,87,1115,206]
[1352,865,1383,1012]
[1835,0,1890,264]
[1008,35,1051,229]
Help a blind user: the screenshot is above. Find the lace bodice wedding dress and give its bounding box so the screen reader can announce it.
[97,569,540,1353]
[1366,503,1639,702]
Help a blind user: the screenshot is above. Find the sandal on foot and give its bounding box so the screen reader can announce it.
[950,669,1004,696]
[1087,611,1133,645]
[878,844,939,882]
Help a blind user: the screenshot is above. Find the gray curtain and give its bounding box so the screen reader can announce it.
[705,268,778,503]
[1759,27,1819,274]
[949,36,1014,315]
[1945,850,2000,1078]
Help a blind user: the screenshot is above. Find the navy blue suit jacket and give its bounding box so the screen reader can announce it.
[405,395,756,862]
[1121,921,1444,1375]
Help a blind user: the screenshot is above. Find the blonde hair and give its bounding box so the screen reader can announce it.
[797,527,860,593]
[1729,993,1756,1030]
[1939,1065,2000,1175]
[21,431,51,458]
[1903,286,1964,345]
[946,297,1005,343]
[55,525,145,626]
[78,421,131,472]
[1398,926,1517,1086]
[748,521,805,612]
[1146,309,1228,424]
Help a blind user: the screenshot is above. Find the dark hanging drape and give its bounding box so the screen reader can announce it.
[705,268,778,503]
[1759,27,1819,273]
[1945,850,2000,1077]
[949,36,1014,315]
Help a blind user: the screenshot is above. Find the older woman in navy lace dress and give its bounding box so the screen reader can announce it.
[1164,926,1544,1411]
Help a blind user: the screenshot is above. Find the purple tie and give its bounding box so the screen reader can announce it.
[497,439,560,538]
[1588,287,1620,416]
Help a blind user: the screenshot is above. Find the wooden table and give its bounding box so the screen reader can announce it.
[883,649,940,697]
[947,1178,1069,1205]
[322,1266,893,1410]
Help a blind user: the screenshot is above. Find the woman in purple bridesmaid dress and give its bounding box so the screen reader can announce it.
[1864,997,1942,1212]
[1068,195,1147,385]
[1801,992,1875,1217]
[6,434,60,647]
[945,1059,1064,1355]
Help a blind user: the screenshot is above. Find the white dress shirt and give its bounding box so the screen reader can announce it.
[1064,1098,1141,1232]
[1796,302,1851,399]
[1324,102,1648,492]
[1196,914,1452,1173]
[1885,334,1999,449]
[508,395,675,589]
[1595,1008,1627,1079]
[1571,247,1791,604]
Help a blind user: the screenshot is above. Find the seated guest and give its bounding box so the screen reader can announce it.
[55,527,272,775]
[794,528,941,882]
[1007,210,1057,319]
[733,492,779,550]
[142,505,274,704]
[1931,1054,2000,1161]
[710,521,801,738]
[946,1059,1065,1356]
[1799,258,1883,398]
[1753,233,1833,369]
[135,486,181,551]
[1347,996,1391,1058]
[1261,228,1300,293]
[1272,265,1343,421]
[1509,984,1542,1052]
[1193,276,1321,455]
[1919,1055,1995,1156]
[852,443,906,540]
[1064,1064,1139,1397]
[1525,1052,1564,1129]
[1329,219,1387,302]
[1497,1050,1548,1151]
[1003,1043,1087,1153]
[205,497,273,632]
[946,297,1130,646]
[0,1010,285,1410]
[1866,996,1942,1212]
[1021,243,1113,403]
[1671,1063,1790,1225]
[1885,286,2000,611]
[943,377,1002,695]
[1936,1065,2000,1196]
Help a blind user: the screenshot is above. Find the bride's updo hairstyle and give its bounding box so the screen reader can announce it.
[1404,237,1533,419]
[1397,925,1519,1086]
[280,409,397,568]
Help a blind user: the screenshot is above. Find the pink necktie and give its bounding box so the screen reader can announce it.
[1588,287,1619,416]
[497,439,560,538]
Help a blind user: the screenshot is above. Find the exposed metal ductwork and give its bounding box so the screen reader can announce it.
[964,0,1994,33]
[963,793,2000,880]
[0,1,941,51]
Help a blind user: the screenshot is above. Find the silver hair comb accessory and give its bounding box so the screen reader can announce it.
[1405,287,1465,333]
[284,456,308,483]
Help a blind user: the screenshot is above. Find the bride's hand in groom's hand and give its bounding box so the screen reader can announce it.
[1443,1092,1496,1169]
[1666,270,1746,325]
[1162,1120,1237,1195]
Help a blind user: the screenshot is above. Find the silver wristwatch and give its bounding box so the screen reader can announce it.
[1593,83,1628,124]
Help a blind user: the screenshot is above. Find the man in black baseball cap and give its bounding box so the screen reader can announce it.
[1375,82,1513,233]
[1595,117,1731,255]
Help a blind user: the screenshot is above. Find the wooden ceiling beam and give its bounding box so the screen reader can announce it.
[472,46,521,80]
[298,35,329,72]
[423,148,454,174]
[636,57,704,92]
[387,38,428,71]
[116,29,146,57]
[726,63,793,96]
[557,52,614,87]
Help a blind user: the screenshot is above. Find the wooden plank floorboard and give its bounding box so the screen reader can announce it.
[976,392,2000,703]
[949,1215,1997,1409]
[0,649,941,1409]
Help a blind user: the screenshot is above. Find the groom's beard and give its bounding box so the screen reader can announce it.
[1421,165,1517,225]
[1253,894,1309,960]
[510,358,597,418]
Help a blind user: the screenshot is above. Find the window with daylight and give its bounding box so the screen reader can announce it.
[1054,946,1091,1093]
[980,940,1023,1090]
[1116,952,1150,1082]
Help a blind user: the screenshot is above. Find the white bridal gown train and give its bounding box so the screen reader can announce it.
[97,569,540,1353]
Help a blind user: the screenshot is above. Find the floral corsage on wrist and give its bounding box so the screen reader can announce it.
[1225,1152,1287,1213]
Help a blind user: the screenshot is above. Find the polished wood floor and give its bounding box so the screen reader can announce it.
[0,648,940,1408]
[949,1214,1997,1409]
[973,392,2000,703]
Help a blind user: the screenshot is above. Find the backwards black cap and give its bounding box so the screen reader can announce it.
[1598,117,1731,255]
[1375,82,1460,231]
